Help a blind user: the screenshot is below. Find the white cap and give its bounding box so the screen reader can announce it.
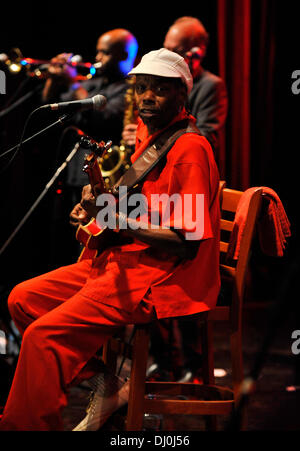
[128,48,193,94]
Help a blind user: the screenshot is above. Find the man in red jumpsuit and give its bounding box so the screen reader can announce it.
[0,48,220,431]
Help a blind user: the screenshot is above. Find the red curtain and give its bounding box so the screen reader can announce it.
[217,0,279,191]
[217,0,251,190]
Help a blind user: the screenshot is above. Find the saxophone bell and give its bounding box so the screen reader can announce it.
[100,143,134,188]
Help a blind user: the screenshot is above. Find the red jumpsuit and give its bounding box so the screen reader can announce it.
[0,110,220,430]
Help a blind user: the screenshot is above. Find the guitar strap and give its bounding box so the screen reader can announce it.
[111,119,201,195]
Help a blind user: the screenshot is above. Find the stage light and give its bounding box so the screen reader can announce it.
[9,63,22,73]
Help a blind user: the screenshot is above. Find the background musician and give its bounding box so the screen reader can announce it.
[42,28,138,144]
[43,29,139,267]
[123,16,228,165]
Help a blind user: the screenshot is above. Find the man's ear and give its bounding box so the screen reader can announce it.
[120,50,129,62]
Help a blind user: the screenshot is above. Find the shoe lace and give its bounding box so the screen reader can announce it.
[86,369,124,417]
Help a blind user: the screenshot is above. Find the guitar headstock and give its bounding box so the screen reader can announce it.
[80,136,113,195]
[80,136,112,158]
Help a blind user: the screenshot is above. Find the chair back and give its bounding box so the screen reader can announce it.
[218,183,263,330]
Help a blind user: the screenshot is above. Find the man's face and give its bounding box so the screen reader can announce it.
[164,25,203,78]
[134,75,185,134]
[163,27,188,57]
[95,33,124,75]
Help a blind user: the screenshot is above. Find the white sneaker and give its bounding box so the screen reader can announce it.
[73,369,130,431]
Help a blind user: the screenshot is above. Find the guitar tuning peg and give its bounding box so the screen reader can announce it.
[80,136,92,149]
[104,140,113,151]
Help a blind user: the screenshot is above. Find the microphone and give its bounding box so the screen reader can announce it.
[40,94,107,113]
[185,47,204,61]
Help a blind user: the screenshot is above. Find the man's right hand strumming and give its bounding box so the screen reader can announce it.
[69,203,91,227]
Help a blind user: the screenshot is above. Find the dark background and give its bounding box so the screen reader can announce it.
[0,1,299,290]
[0,3,219,67]
[0,4,219,102]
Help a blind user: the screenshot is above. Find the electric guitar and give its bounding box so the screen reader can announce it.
[75,136,114,262]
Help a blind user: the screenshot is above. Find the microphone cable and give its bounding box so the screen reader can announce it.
[0,106,41,175]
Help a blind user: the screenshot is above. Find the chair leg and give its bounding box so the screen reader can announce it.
[230,330,247,430]
[230,330,243,396]
[126,325,150,431]
[201,320,215,385]
[201,320,218,430]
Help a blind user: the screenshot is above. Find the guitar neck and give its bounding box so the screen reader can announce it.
[84,153,106,195]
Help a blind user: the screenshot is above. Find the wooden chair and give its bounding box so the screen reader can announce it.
[102,182,263,430]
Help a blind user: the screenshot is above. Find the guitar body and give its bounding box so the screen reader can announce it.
[76,218,102,261]
[76,219,120,262]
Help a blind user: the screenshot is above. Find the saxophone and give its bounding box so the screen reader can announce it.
[99,77,138,189]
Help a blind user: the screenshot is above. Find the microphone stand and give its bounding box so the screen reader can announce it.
[0,140,82,257]
[0,113,83,257]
